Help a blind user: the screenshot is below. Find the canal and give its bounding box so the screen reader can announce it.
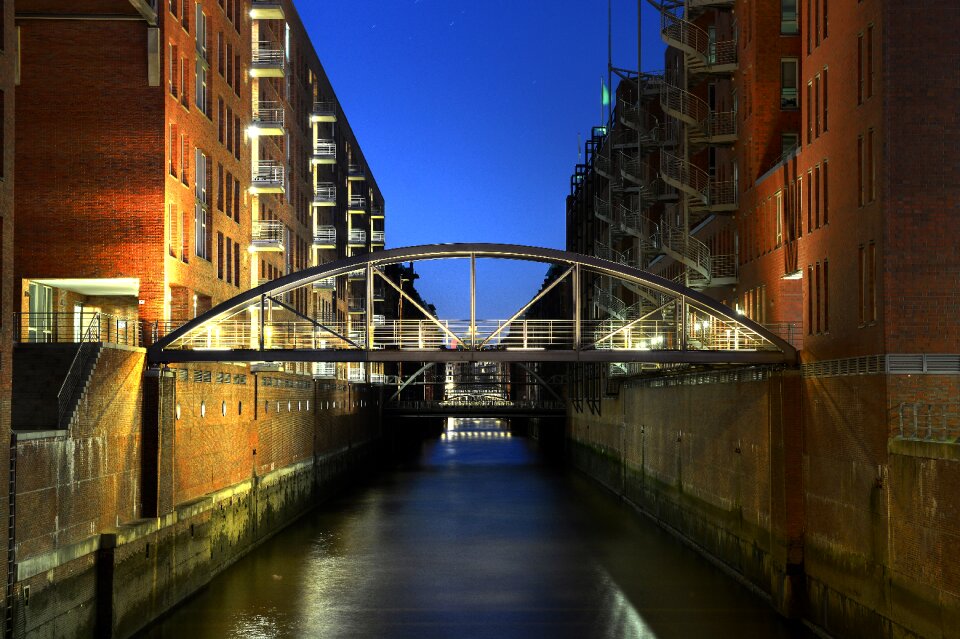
[142,419,814,639]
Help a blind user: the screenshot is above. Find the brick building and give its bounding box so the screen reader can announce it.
[13,0,386,383]
[568,0,960,635]
[1,0,15,633]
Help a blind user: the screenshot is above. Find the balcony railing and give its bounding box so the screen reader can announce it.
[252,101,284,133]
[313,139,336,162]
[348,164,366,179]
[313,277,336,290]
[313,362,337,379]
[371,230,385,244]
[252,219,285,250]
[348,366,366,383]
[15,312,143,347]
[313,183,336,205]
[348,297,365,312]
[251,42,284,75]
[311,100,337,122]
[252,161,284,192]
[348,229,367,245]
[348,195,367,211]
[314,225,336,247]
[370,207,384,218]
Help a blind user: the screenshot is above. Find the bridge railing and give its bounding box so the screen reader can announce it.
[388,400,567,412]
[15,312,143,347]
[158,315,781,354]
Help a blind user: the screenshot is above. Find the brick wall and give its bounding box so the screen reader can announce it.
[0,0,17,633]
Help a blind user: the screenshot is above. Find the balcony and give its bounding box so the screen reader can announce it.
[370,372,386,385]
[250,161,284,194]
[250,0,284,20]
[348,366,365,383]
[373,286,385,301]
[348,297,365,313]
[310,100,337,123]
[313,225,336,249]
[370,207,384,219]
[312,277,336,290]
[251,42,284,77]
[371,230,385,245]
[313,183,337,207]
[251,101,285,136]
[660,75,737,146]
[348,195,367,214]
[348,229,367,246]
[347,269,365,280]
[251,220,285,252]
[348,164,366,181]
[312,139,337,165]
[312,362,337,379]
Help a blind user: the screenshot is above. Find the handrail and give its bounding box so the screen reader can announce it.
[313,140,336,158]
[252,42,284,66]
[56,314,100,429]
[253,219,285,244]
[314,183,337,202]
[253,101,284,125]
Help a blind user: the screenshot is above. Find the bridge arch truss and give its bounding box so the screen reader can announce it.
[148,244,797,367]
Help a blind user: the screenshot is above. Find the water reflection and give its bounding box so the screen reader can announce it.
[143,420,813,639]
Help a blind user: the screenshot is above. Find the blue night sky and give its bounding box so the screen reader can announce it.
[300,0,665,318]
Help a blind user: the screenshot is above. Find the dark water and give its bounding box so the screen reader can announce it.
[143,419,814,639]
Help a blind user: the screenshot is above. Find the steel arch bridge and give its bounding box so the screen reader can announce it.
[147,244,797,366]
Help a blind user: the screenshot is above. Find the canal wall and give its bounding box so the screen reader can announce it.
[568,367,960,639]
[9,346,383,638]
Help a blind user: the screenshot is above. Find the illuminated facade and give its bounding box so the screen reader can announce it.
[13,0,386,382]
[568,1,960,635]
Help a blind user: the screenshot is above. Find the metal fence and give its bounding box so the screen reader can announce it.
[14,312,143,347]
[898,403,960,443]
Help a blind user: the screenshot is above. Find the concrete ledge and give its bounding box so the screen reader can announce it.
[15,534,101,581]
[889,438,960,461]
[13,429,67,442]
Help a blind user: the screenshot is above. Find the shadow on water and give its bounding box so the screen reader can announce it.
[141,418,815,639]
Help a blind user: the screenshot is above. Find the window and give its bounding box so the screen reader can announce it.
[218,98,224,142]
[217,163,224,211]
[823,0,828,38]
[27,282,53,342]
[775,192,783,247]
[181,133,190,185]
[814,164,821,229]
[814,0,820,46]
[823,260,829,332]
[868,242,876,323]
[226,239,232,284]
[806,170,813,231]
[781,59,798,109]
[234,117,241,160]
[857,135,864,206]
[195,60,209,117]
[234,243,241,287]
[217,232,224,279]
[180,55,189,107]
[169,44,179,97]
[169,0,177,19]
[180,209,190,263]
[233,175,240,221]
[807,265,814,334]
[858,245,865,325]
[225,171,233,218]
[195,5,207,60]
[806,82,813,143]
[234,54,241,97]
[781,0,799,34]
[181,0,190,32]
[782,133,799,157]
[226,43,233,89]
[226,106,233,152]
[218,31,224,76]
[806,0,812,53]
[814,75,821,137]
[822,161,829,225]
[867,128,876,202]
[167,203,178,257]
[867,25,874,99]
[822,67,828,132]
[814,262,821,333]
[857,34,864,105]
[195,203,209,260]
[169,123,178,176]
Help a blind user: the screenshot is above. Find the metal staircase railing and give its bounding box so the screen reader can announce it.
[660,150,709,203]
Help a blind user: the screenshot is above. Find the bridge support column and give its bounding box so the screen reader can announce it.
[141,366,176,518]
